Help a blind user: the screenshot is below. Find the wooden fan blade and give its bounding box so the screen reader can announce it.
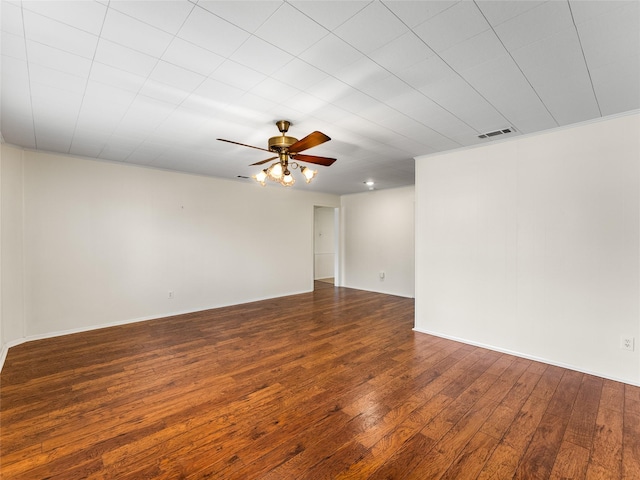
[289,131,331,153]
[250,156,278,166]
[290,153,336,167]
[217,138,272,153]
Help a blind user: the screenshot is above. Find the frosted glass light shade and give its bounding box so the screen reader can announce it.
[301,166,317,183]
[268,162,283,180]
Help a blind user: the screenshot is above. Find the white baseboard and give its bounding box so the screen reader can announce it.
[412,327,640,388]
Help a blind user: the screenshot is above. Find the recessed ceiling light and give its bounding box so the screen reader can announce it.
[364,180,374,186]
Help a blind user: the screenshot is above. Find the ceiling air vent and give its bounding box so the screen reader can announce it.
[478,128,514,139]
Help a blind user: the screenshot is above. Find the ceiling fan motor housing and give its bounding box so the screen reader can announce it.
[268,135,298,152]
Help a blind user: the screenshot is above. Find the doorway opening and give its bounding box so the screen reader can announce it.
[314,206,339,287]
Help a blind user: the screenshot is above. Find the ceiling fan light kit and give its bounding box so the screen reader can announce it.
[218,120,335,188]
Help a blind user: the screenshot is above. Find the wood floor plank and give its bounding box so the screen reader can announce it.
[586,402,624,478]
[563,375,602,449]
[1,282,637,479]
[549,440,590,479]
[622,408,640,479]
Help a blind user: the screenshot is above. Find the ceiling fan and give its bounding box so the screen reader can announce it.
[217,120,336,187]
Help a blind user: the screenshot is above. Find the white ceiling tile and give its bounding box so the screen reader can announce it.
[357,103,410,130]
[299,34,361,75]
[576,1,640,69]
[368,31,435,72]
[395,55,456,90]
[271,58,329,91]
[396,91,476,138]
[104,133,147,151]
[0,112,37,148]
[249,77,301,104]
[76,101,129,133]
[1,1,25,36]
[475,1,546,27]
[94,39,157,78]
[33,118,76,137]
[416,75,508,132]
[183,77,245,112]
[22,9,98,59]
[260,104,303,126]
[358,74,413,103]
[284,91,327,115]
[222,94,277,125]
[333,56,388,89]
[34,129,74,152]
[331,89,380,115]
[124,150,160,165]
[26,40,91,77]
[149,61,205,91]
[230,36,293,76]
[89,62,148,93]
[569,0,635,25]
[98,144,135,162]
[463,54,557,133]
[309,103,350,124]
[31,90,82,126]
[116,96,174,134]
[439,29,505,73]
[153,108,209,142]
[30,85,83,122]
[306,76,351,102]
[84,80,137,107]
[101,8,173,57]
[138,79,190,105]
[29,63,86,93]
[161,37,225,76]
[591,57,640,116]
[209,60,266,91]
[511,29,600,125]
[69,140,107,159]
[21,0,106,35]
[413,1,490,53]
[177,6,250,56]
[70,128,111,146]
[2,55,29,91]
[3,31,26,60]
[1,56,36,146]
[125,142,164,164]
[255,3,328,56]
[334,1,408,54]
[541,76,601,126]
[108,0,194,34]
[196,0,282,32]
[494,1,571,52]
[382,0,458,29]
[288,1,369,31]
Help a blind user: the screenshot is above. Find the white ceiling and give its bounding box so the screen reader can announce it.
[1,0,639,195]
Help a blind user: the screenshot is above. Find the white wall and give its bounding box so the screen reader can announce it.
[415,113,640,385]
[341,186,415,297]
[314,206,335,280]
[0,144,26,365]
[18,150,338,339]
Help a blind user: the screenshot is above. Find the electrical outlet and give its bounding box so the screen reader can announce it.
[168,291,174,299]
[620,336,635,351]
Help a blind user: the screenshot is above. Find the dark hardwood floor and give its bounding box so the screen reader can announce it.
[1,282,639,479]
